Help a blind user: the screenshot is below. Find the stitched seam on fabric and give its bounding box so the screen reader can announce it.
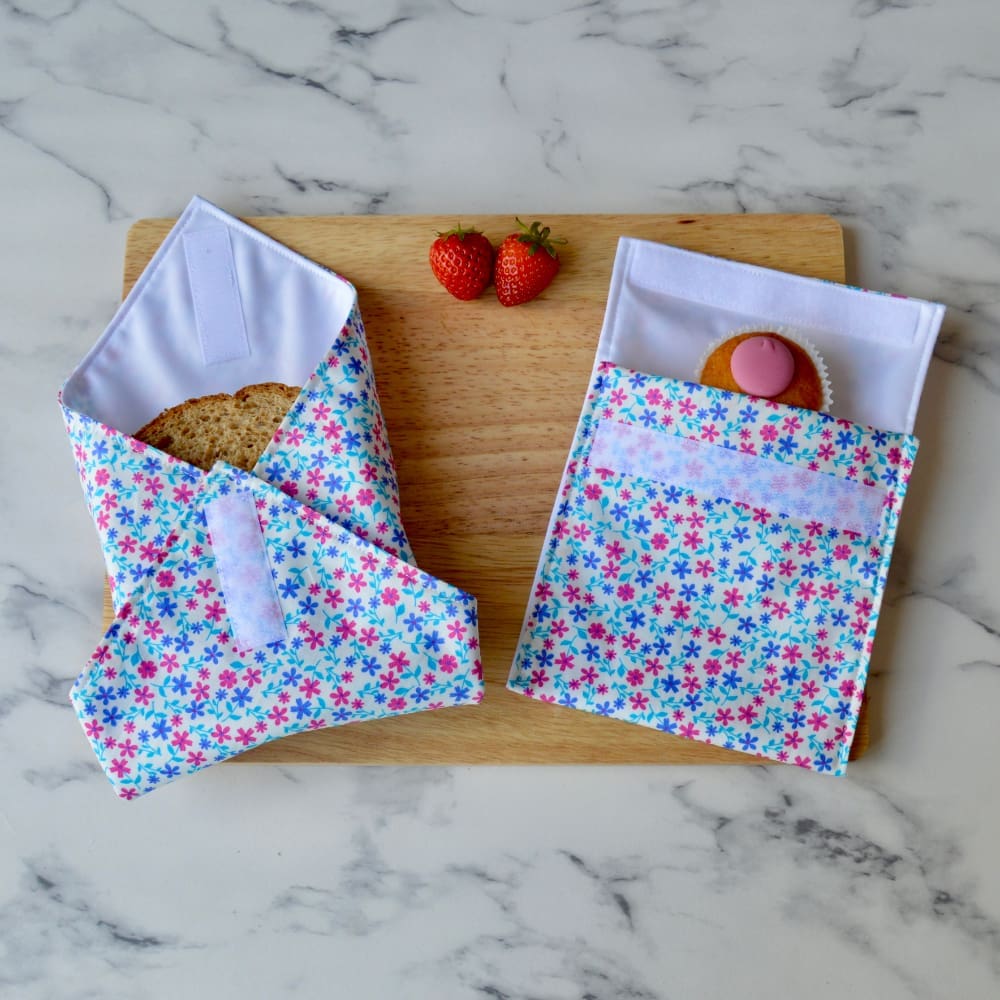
[589,419,886,536]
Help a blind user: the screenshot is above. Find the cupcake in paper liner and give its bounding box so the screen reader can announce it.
[696,325,832,412]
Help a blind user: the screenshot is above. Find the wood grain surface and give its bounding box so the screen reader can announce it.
[105,212,869,765]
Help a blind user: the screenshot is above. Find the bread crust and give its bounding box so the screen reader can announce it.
[133,382,301,472]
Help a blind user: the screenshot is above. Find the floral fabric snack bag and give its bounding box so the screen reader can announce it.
[61,197,482,798]
[508,237,943,775]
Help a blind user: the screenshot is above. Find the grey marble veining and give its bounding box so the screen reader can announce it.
[1,0,999,997]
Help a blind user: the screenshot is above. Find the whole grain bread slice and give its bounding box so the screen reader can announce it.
[133,382,301,472]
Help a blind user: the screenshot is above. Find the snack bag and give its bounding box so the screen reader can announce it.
[507,237,943,774]
[60,197,482,796]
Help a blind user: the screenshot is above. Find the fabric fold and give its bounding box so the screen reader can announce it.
[70,464,482,799]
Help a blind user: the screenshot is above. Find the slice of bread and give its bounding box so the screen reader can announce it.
[134,382,301,472]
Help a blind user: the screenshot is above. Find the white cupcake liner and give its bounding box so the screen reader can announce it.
[695,325,833,413]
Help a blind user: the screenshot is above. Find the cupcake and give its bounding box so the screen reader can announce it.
[697,327,831,412]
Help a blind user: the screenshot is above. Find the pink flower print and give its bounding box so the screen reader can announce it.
[439,654,458,674]
[142,619,163,641]
[783,644,803,664]
[682,530,703,550]
[305,629,327,650]
[218,669,238,689]
[204,601,225,624]
[808,711,828,731]
[670,600,691,621]
[195,578,216,598]
[722,588,743,608]
[109,758,130,779]
[297,677,320,699]
[235,728,257,746]
[324,587,344,610]
[171,729,193,752]
[630,692,650,711]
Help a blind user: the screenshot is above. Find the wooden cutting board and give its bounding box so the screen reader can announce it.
[107,212,869,765]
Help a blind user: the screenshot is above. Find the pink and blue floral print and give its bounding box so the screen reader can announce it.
[60,198,485,796]
[59,301,413,616]
[253,302,413,565]
[508,361,918,775]
[71,462,482,799]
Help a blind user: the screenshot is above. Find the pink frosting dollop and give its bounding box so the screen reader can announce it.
[729,336,795,398]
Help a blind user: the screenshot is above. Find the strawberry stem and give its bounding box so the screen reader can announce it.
[437,222,481,240]
[514,217,567,258]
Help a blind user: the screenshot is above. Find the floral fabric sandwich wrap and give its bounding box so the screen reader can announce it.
[507,237,944,775]
[60,197,482,798]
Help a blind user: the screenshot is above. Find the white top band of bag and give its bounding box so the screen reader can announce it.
[598,237,944,434]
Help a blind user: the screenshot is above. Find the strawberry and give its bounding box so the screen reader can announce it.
[494,218,566,306]
[429,224,494,300]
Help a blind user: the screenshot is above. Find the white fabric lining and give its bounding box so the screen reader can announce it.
[61,196,357,434]
[597,237,944,434]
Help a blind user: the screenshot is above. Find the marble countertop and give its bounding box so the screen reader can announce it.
[2,1,998,997]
